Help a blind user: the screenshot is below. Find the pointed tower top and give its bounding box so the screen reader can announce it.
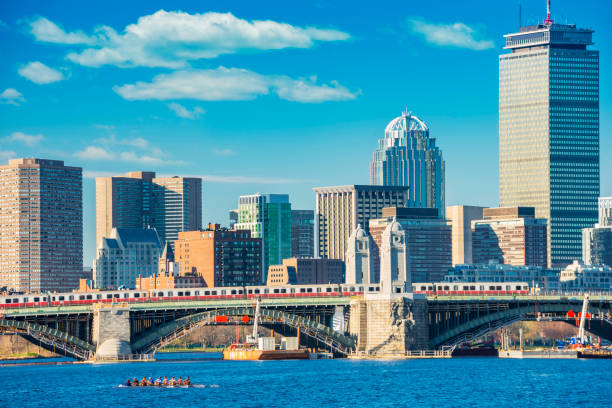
[543,0,554,25]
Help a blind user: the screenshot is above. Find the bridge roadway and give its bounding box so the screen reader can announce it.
[1,294,611,358]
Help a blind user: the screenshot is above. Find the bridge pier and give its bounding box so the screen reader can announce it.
[92,306,133,360]
[349,294,429,355]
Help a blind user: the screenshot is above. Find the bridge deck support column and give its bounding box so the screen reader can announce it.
[92,306,132,359]
[349,294,429,355]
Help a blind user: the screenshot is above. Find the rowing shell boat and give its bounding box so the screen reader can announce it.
[118,384,217,388]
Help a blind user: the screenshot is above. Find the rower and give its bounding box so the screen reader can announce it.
[177,377,183,385]
[184,376,191,386]
[154,377,162,386]
[162,376,168,385]
[125,379,132,387]
[141,377,148,386]
[148,377,153,386]
[132,377,139,386]
[169,376,176,385]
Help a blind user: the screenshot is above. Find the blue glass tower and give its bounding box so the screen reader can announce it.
[370,112,445,216]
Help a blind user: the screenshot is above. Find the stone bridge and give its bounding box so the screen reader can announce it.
[1,293,611,360]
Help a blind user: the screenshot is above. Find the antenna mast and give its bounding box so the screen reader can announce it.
[543,0,554,25]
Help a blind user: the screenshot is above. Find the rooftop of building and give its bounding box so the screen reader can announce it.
[384,112,428,134]
[482,206,536,220]
[3,158,81,170]
[313,184,409,193]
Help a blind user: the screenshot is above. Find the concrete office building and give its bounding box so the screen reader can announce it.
[369,207,452,283]
[96,171,201,248]
[175,224,262,287]
[499,5,599,267]
[291,210,314,258]
[471,207,548,267]
[370,112,445,216]
[314,185,407,262]
[582,197,612,267]
[235,194,291,282]
[0,158,82,292]
[93,228,161,289]
[447,205,486,265]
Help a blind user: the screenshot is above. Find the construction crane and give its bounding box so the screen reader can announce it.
[246,296,261,344]
[577,293,590,345]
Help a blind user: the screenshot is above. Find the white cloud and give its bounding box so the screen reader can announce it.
[58,11,349,68]
[74,146,114,160]
[114,67,356,103]
[408,18,493,50]
[167,102,205,119]
[18,61,65,84]
[0,88,26,105]
[0,150,17,161]
[4,131,44,147]
[213,148,236,156]
[29,17,96,45]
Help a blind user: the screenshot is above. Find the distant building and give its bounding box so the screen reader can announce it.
[158,242,177,275]
[472,207,547,267]
[369,207,451,283]
[235,194,292,282]
[175,224,262,287]
[560,261,612,291]
[370,112,445,216]
[345,225,374,284]
[598,197,612,227]
[582,197,612,267]
[444,262,560,291]
[0,158,82,293]
[499,9,600,267]
[229,209,238,228]
[282,258,344,285]
[267,265,297,286]
[446,205,486,265]
[136,273,206,291]
[314,185,407,261]
[93,228,162,289]
[96,171,202,248]
[291,210,314,258]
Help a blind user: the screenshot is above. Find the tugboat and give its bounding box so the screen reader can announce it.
[222,297,309,361]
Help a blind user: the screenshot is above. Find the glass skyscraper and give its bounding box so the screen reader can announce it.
[499,12,599,267]
[370,112,445,216]
[235,193,292,282]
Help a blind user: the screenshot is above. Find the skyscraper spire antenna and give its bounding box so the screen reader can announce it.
[543,0,554,25]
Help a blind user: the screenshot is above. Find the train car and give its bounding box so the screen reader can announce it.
[429,282,529,296]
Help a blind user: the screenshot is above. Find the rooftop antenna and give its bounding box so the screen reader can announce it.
[543,0,554,25]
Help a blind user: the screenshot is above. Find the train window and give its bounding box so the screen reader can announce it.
[231,290,236,295]
[205,291,210,295]
[79,295,85,300]
[428,286,434,291]
[281,289,286,294]
[123,293,128,299]
[274,289,279,294]
[420,286,426,291]
[195,291,199,296]
[178,292,184,296]
[300,288,306,293]
[326,287,332,293]
[316,288,321,293]
[211,291,217,295]
[34,297,40,302]
[13,298,19,303]
[86,295,92,300]
[113,294,120,299]
[158,292,164,297]
[5,299,10,304]
[376,286,380,291]
[496,286,502,291]
[505,286,510,291]
[453,286,458,291]
[134,293,140,298]
[238,290,243,295]
[221,290,226,295]
[264,289,269,294]
[443,286,449,291]
[248,290,252,294]
[290,288,295,293]
[168,291,173,296]
[254,289,260,294]
[59,296,65,301]
[23,298,28,303]
[185,291,191,296]
[69,296,74,301]
[96,295,102,300]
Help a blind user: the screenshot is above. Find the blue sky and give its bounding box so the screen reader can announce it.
[0,0,610,265]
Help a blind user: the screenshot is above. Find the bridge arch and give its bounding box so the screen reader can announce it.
[131,307,355,355]
[0,319,95,360]
[429,302,612,349]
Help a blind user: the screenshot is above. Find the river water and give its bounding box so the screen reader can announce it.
[1,354,610,407]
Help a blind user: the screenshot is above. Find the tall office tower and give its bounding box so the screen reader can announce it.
[96,171,201,248]
[314,185,407,261]
[499,5,599,267]
[598,197,612,227]
[291,210,314,258]
[0,158,82,292]
[151,176,202,246]
[471,207,548,267]
[369,207,452,283]
[235,194,292,282]
[370,112,445,217]
[93,228,161,289]
[446,205,486,265]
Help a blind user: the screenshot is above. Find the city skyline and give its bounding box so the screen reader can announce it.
[0,1,610,265]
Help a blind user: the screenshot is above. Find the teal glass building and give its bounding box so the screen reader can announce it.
[370,112,445,217]
[499,14,599,267]
[235,193,292,283]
